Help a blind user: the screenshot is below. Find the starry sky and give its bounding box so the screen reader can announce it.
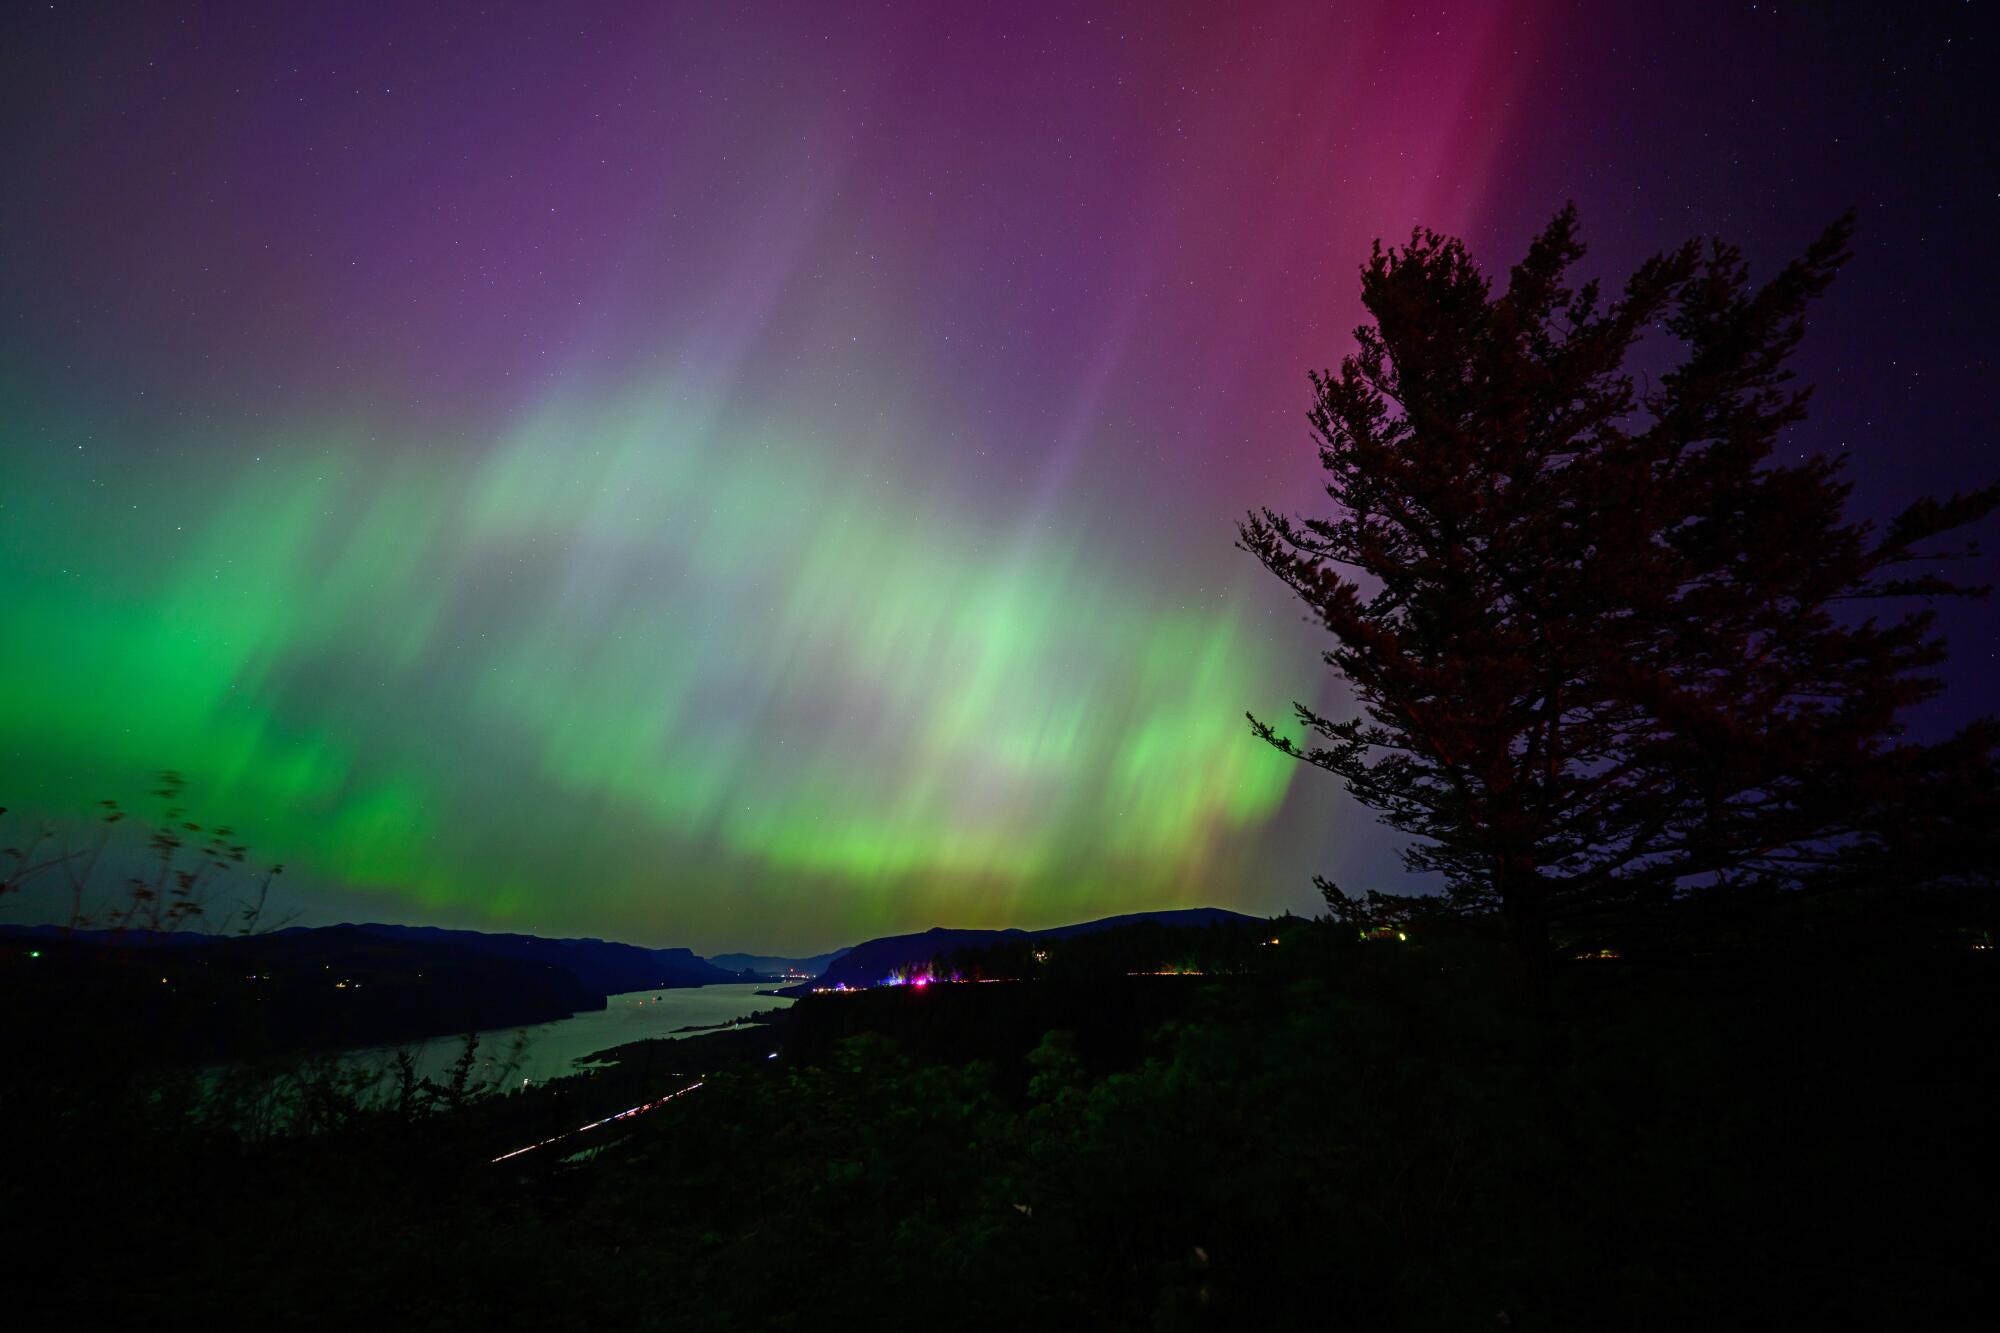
[2,1,1994,952]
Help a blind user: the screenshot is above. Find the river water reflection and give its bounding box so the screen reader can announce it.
[341,981,791,1086]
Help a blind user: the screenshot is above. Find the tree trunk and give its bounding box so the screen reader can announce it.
[1499,858,1553,1001]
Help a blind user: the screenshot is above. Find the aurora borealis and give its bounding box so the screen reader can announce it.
[4,2,1994,950]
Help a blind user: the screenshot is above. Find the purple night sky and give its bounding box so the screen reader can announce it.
[2,2,1993,949]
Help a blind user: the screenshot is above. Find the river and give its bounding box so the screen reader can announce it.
[340,981,791,1087]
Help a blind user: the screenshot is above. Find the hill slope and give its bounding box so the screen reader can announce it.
[307,922,736,993]
[800,907,1262,992]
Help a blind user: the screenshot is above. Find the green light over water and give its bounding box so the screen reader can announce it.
[2,378,1300,947]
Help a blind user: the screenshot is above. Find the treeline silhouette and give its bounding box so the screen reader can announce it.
[1242,207,1999,964]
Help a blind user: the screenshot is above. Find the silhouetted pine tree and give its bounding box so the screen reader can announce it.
[1242,207,1998,964]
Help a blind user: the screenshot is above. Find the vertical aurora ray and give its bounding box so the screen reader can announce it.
[0,0,1555,947]
[1,373,1301,943]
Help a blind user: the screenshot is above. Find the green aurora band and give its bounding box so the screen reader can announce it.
[2,375,1301,947]
[1,0,1563,947]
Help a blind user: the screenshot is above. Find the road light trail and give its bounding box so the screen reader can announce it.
[491,1078,705,1164]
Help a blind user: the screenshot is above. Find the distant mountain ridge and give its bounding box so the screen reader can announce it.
[294,922,738,994]
[796,907,1263,993]
[706,948,850,977]
[4,920,735,997]
[2,922,607,1054]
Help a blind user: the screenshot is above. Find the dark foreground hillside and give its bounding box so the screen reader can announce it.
[0,922,739,1059]
[5,924,1993,1331]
